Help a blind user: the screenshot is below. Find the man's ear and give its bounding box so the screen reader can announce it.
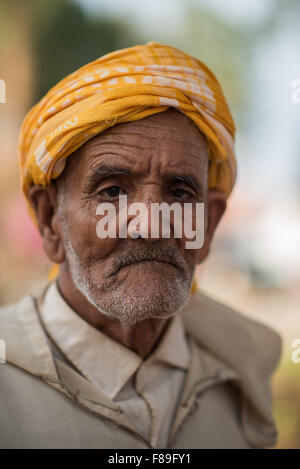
[197,189,227,263]
[27,185,65,263]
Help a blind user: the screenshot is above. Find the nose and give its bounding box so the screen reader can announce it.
[126,187,173,242]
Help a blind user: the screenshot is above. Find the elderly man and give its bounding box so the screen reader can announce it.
[0,42,281,449]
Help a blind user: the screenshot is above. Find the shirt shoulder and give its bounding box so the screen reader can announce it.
[182,289,282,373]
[0,292,59,380]
[180,290,282,448]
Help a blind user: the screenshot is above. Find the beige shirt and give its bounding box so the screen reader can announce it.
[0,287,282,448]
[38,281,190,448]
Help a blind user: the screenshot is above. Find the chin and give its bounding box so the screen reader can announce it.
[71,262,192,327]
[87,276,191,327]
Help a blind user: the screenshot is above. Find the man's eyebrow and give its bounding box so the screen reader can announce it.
[82,165,206,198]
[168,174,205,197]
[83,164,131,194]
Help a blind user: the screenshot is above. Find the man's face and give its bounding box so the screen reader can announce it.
[57,109,209,327]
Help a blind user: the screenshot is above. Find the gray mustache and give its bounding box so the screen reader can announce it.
[105,244,189,277]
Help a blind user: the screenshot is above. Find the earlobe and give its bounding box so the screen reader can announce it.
[27,185,65,263]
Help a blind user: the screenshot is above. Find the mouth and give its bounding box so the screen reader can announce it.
[114,258,180,275]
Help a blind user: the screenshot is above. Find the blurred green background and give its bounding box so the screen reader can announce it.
[0,0,299,448]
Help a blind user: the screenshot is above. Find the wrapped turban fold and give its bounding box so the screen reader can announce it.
[19,41,236,215]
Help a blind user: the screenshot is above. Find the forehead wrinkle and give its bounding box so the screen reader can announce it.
[83,133,208,166]
[83,142,208,160]
[101,119,206,138]
[121,116,207,148]
[108,108,196,129]
[88,132,207,152]
[79,114,208,180]
[106,120,197,132]
[85,151,206,175]
[167,158,207,172]
[83,142,208,178]
[87,110,207,144]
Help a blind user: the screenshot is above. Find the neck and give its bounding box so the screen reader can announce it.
[57,274,172,359]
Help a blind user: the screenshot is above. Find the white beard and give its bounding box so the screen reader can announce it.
[60,211,193,329]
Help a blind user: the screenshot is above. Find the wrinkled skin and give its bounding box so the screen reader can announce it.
[29,109,226,358]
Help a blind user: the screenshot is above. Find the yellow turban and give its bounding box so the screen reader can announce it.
[18,41,237,288]
[19,41,236,204]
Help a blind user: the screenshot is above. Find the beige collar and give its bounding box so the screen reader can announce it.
[39,281,190,399]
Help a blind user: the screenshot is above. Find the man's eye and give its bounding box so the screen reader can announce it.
[99,186,123,198]
[171,188,193,199]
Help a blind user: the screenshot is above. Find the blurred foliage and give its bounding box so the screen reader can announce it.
[273,358,300,448]
[170,4,249,129]
[0,2,5,42]
[28,0,141,104]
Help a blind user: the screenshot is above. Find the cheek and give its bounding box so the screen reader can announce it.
[67,205,119,263]
[182,244,200,269]
[174,202,204,243]
[176,212,206,268]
